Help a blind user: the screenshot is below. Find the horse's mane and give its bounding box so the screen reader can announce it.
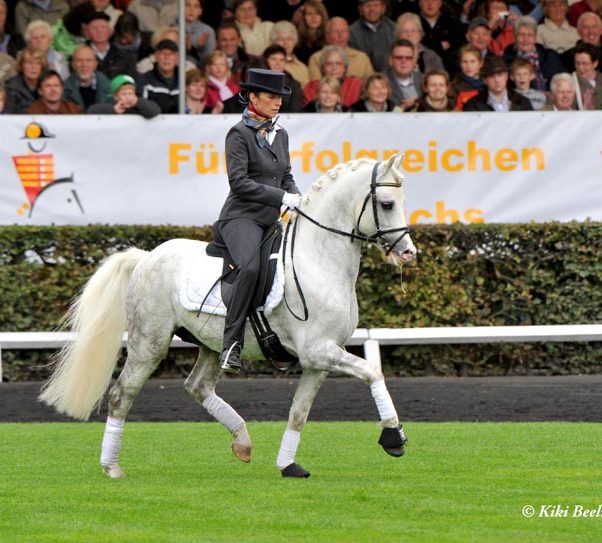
[303,158,374,204]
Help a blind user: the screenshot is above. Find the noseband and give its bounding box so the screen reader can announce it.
[294,161,411,255]
[283,161,411,321]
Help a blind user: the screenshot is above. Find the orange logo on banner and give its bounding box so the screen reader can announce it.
[12,122,84,217]
[12,154,56,210]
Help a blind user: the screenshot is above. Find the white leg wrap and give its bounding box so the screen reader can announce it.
[100,416,124,466]
[276,428,301,470]
[202,393,245,432]
[370,379,399,426]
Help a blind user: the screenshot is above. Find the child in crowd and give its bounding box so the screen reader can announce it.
[204,49,240,108]
[302,75,345,112]
[510,58,549,110]
[88,74,160,118]
[451,45,484,110]
[184,0,216,64]
[185,68,223,113]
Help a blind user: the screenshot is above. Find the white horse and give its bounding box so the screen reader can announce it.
[39,155,416,479]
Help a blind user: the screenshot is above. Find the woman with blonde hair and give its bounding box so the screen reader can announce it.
[350,73,402,112]
[205,49,240,108]
[294,0,329,64]
[270,20,309,86]
[4,47,48,113]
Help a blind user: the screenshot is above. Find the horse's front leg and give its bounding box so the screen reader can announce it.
[184,345,252,463]
[277,368,328,478]
[318,342,407,457]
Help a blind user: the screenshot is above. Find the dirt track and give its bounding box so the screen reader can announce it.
[1,375,601,423]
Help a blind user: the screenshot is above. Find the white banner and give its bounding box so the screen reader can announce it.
[0,112,600,226]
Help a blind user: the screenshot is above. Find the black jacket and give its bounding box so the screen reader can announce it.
[464,88,534,111]
[90,42,137,81]
[218,120,300,226]
[137,66,179,114]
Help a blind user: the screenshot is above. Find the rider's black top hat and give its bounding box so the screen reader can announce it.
[240,69,292,96]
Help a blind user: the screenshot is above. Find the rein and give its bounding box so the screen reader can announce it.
[283,161,411,321]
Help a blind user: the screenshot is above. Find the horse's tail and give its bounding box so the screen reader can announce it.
[39,248,149,420]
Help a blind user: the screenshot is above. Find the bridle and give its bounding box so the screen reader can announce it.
[283,161,412,321]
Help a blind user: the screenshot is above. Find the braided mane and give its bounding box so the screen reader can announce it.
[303,158,374,204]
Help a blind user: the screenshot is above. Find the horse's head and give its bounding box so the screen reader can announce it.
[355,155,416,265]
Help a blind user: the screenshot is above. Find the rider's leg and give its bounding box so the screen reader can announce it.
[216,218,264,373]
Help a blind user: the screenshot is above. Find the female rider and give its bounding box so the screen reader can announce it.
[214,68,302,373]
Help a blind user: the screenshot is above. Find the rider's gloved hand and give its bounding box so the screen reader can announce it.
[282,192,302,209]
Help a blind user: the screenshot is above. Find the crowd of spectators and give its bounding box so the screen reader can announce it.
[0,0,600,116]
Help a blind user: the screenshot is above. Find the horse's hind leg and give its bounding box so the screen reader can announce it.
[100,327,173,479]
[277,368,328,478]
[184,344,252,463]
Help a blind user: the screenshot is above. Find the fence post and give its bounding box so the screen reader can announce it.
[363,338,382,366]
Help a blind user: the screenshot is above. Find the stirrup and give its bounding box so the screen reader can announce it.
[220,343,242,374]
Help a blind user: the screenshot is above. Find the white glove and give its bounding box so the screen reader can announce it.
[282,192,302,209]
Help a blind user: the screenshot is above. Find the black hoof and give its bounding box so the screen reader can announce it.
[281,463,310,478]
[378,425,408,457]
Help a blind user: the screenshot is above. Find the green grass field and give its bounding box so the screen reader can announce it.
[0,422,600,543]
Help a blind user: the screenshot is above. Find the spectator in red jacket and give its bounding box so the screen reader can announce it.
[303,44,362,107]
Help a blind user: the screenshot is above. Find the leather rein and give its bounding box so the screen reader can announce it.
[282,161,411,321]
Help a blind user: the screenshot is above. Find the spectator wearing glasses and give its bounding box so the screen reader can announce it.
[503,16,565,90]
[560,12,602,72]
[395,12,445,74]
[303,44,362,107]
[385,39,423,110]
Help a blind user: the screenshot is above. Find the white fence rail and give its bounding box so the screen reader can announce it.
[2,325,602,382]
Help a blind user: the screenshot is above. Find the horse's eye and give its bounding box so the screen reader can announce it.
[380,201,394,211]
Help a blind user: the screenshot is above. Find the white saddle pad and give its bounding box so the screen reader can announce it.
[179,250,284,316]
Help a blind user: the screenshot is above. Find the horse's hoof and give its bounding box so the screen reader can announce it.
[232,443,251,463]
[281,463,310,478]
[378,425,408,458]
[102,463,126,479]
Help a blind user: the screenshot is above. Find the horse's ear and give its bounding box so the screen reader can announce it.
[380,154,405,183]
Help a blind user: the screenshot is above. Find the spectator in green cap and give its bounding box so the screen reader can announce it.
[87,73,160,118]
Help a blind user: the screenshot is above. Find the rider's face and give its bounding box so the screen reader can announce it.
[251,91,282,118]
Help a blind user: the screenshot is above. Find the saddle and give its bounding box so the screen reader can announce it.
[197,224,298,370]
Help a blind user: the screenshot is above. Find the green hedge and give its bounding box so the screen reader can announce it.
[1,223,601,380]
